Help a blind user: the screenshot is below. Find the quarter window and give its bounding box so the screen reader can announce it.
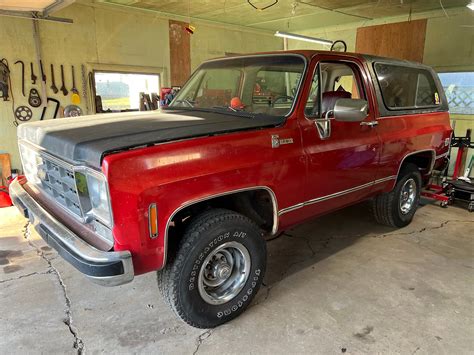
[374,63,441,110]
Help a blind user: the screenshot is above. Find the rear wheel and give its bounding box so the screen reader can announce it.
[373,163,422,227]
[157,209,266,328]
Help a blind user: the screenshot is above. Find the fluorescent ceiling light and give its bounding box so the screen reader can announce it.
[275,31,333,45]
[467,1,474,10]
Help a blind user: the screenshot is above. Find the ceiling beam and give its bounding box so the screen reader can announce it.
[43,0,75,16]
[0,9,73,23]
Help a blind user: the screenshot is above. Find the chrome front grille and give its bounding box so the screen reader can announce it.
[20,143,83,219]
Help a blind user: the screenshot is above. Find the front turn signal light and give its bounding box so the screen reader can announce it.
[148,203,158,239]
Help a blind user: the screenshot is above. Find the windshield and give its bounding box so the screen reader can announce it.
[169,55,306,118]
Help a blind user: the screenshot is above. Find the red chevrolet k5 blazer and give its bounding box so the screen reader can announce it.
[11,50,452,328]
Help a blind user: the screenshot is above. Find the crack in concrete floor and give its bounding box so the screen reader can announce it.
[0,270,51,284]
[193,329,213,355]
[253,217,474,309]
[22,222,85,354]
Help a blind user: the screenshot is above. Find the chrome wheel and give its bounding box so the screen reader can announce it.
[198,241,251,305]
[399,178,417,214]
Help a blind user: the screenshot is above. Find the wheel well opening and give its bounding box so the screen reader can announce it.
[166,190,276,257]
[401,151,434,184]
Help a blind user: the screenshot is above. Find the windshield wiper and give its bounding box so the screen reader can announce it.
[173,98,194,107]
[165,105,257,119]
[209,106,255,118]
[212,105,236,112]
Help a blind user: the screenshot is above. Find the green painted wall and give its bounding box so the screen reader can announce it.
[190,24,282,71]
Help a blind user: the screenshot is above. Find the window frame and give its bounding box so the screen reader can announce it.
[304,60,368,119]
[168,53,308,120]
[92,69,161,113]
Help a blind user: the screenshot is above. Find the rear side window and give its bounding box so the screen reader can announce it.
[374,63,441,110]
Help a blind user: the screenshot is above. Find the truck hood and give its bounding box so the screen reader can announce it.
[17,109,282,168]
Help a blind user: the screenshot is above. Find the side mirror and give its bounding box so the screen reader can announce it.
[334,98,368,122]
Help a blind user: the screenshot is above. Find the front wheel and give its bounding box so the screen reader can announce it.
[373,163,422,228]
[157,209,266,328]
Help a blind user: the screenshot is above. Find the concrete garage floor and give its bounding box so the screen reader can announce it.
[1,201,473,354]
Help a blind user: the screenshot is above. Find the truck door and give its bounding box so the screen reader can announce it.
[292,56,382,219]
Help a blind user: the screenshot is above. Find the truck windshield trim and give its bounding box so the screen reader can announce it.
[168,54,308,121]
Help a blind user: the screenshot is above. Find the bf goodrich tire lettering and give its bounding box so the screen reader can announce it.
[157,209,266,328]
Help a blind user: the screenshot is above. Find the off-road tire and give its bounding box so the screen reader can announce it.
[157,209,266,328]
[372,163,422,228]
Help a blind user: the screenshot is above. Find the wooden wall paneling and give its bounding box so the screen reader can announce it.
[169,20,191,86]
[355,19,427,62]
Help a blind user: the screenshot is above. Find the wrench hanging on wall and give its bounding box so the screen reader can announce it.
[14,60,25,96]
[50,64,58,94]
[40,60,46,82]
[30,62,37,85]
[60,65,68,96]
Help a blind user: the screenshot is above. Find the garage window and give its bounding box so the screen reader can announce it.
[374,63,441,110]
[438,72,474,115]
[94,72,160,111]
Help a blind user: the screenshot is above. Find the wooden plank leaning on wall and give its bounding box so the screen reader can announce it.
[169,20,191,87]
[355,19,428,62]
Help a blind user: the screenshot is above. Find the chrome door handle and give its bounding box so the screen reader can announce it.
[360,121,379,127]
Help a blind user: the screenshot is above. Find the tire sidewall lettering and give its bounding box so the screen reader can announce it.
[216,268,261,319]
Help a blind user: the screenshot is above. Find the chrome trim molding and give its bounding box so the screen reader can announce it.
[278,175,397,216]
[162,186,279,268]
[435,151,449,160]
[396,149,436,178]
[9,179,134,287]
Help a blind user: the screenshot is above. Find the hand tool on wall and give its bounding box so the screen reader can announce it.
[14,60,25,96]
[40,60,46,82]
[71,65,80,104]
[60,65,68,96]
[30,62,37,85]
[0,59,10,101]
[40,98,60,120]
[50,64,58,94]
[28,88,42,107]
[14,106,33,121]
[81,64,89,112]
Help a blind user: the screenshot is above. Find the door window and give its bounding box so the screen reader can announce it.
[305,62,364,118]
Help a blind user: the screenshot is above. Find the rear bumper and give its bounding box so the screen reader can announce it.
[9,178,134,286]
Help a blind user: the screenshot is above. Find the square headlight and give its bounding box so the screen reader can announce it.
[74,169,113,228]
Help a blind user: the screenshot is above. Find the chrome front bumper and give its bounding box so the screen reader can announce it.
[9,178,134,286]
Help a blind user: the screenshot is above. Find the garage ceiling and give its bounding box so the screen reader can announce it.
[102,0,470,31]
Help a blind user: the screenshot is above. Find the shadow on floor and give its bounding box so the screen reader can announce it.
[263,201,401,286]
